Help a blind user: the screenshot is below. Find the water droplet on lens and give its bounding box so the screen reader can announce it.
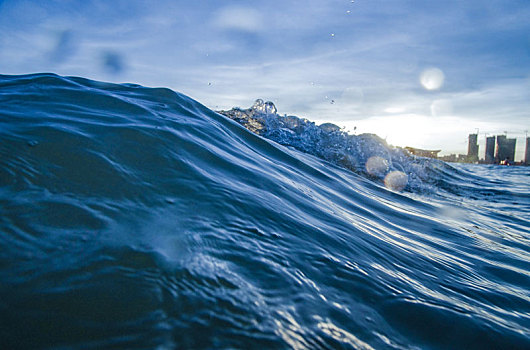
[49,30,76,64]
[102,51,125,75]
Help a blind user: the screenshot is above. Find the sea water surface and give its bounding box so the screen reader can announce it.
[0,73,529,349]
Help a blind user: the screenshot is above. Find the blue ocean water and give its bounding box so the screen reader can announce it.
[1,73,529,349]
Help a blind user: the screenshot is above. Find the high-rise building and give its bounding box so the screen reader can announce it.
[467,134,479,162]
[485,136,495,164]
[495,135,516,164]
[524,137,530,165]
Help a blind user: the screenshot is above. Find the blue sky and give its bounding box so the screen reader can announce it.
[1,0,529,159]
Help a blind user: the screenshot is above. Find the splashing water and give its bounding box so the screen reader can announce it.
[219,99,439,192]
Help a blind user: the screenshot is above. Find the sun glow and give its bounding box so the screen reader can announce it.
[343,113,496,152]
[345,114,435,148]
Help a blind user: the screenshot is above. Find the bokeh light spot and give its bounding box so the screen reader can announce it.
[384,171,408,191]
[420,68,445,90]
[365,156,389,177]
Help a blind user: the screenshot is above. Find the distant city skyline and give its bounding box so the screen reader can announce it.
[1,0,529,160]
[472,133,527,162]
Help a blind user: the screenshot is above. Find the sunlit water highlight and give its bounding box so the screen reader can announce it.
[1,73,529,349]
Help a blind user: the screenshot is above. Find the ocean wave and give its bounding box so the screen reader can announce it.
[1,73,529,349]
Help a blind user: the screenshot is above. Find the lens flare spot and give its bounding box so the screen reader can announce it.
[420,68,444,90]
[384,171,408,191]
[365,156,389,177]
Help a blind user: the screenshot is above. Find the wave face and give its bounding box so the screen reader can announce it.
[1,73,529,349]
